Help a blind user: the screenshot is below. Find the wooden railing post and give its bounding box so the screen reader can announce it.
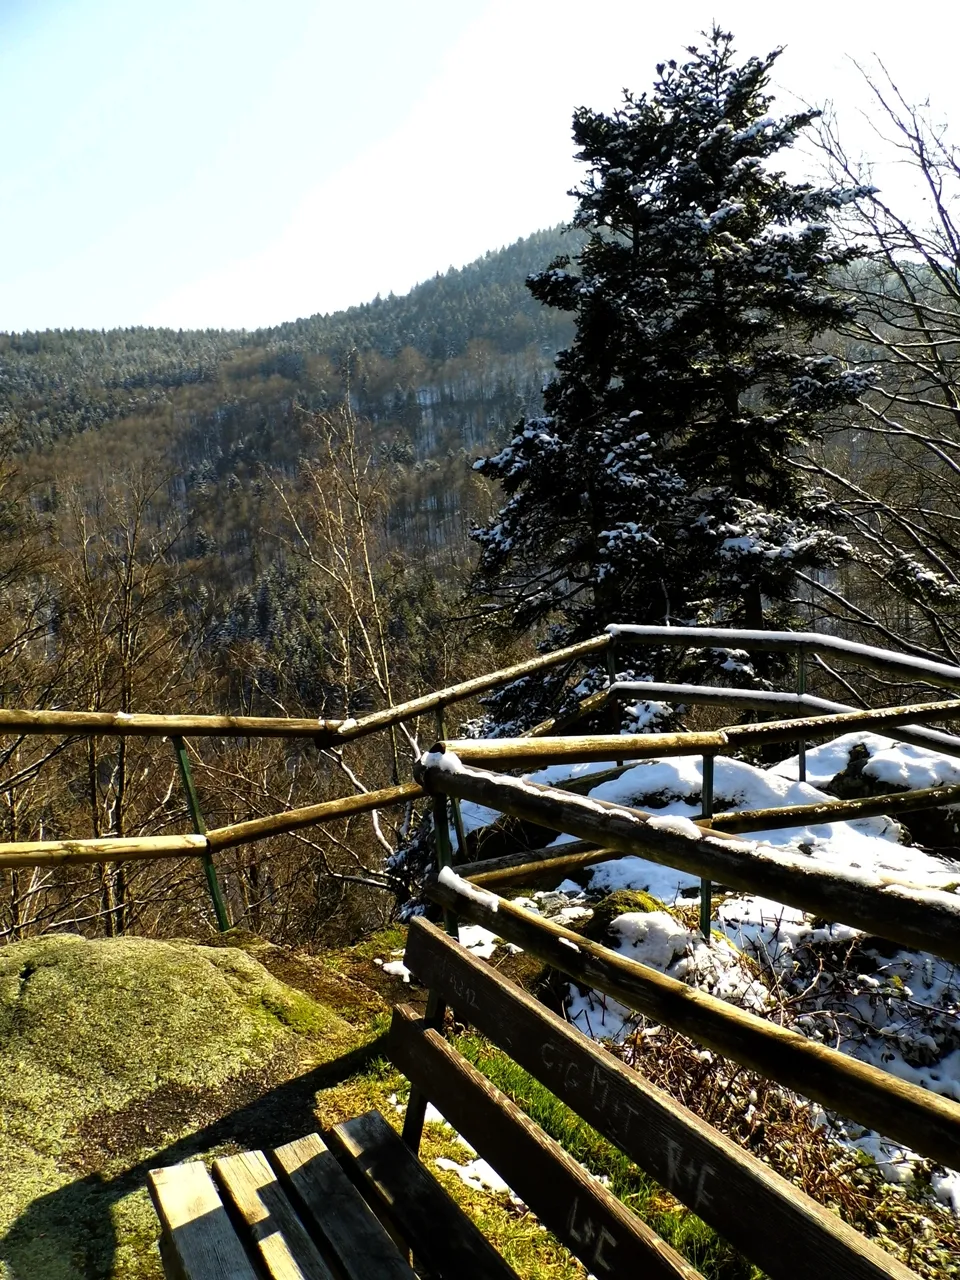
[172,735,230,933]
[401,793,458,1152]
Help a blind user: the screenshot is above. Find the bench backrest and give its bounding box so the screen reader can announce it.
[397,916,918,1280]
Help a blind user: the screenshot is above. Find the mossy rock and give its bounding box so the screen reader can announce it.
[0,934,358,1280]
[576,890,669,944]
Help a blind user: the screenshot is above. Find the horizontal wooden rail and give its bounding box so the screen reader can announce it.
[335,635,611,742]
[0,786,422,869]
[425,879,960,1172]
[406,919,918,1280]
[416,755,960,962]
[526,686,612,738]
[456,839,604,887]
[0,636,609,746]
[438,694,960,767]
[706,780,960,834]
[206,782,422,851]
[0,708,345,740]
[612,680,960,760]
[613,681,847,714]
[609,624,960,694]
[0,834,208,868]
[464,770,960,881]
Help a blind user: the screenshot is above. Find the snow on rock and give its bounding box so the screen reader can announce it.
[774,731,960,792]
[374,957,412,982]
[578,752,960,899]
[610,910,690,968]
[934,1168,960,1215]
[544,740,960,1210]
[567,909,769,1042]
[458,924,501,960]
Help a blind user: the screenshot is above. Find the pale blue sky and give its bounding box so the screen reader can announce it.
[2,0,957,333]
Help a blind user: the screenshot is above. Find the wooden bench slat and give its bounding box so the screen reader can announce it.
[390,1004,702,1280]
[270,1133,416,1280]
[404,916,921,1280]
[327,1108,521,1280]
[212,1150,336,1280]
[148,1161,260,1280]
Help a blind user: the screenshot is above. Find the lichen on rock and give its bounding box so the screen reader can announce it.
[0,933,357,1280]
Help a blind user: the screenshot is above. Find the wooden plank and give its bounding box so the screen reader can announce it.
[425,877,960,1172]
[327,1108,520,1280]
[270,1133,415,1280]
[611,681,960,762]
[418,757,960,964]
[0,833,207,868]
[405,918,921,1280]
[212,1150,335,1280]
[389,1005,702,1280]
[526,685,612,737]
[148,1161,259,1280]
[705,779,960,833]
[465,771,960,881]
[464,844,618,889]
[206,783,421,852]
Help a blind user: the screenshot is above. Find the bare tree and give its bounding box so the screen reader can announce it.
[804,63,960,675]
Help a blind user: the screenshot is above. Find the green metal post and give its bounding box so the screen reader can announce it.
[797,651,807,784]
[699,752,714,939]
[435,702,445,742]
[172,735,230,933]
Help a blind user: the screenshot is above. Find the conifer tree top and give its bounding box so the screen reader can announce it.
[472,29,872,728]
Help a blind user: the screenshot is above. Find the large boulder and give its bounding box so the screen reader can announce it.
[0,934,357,1280]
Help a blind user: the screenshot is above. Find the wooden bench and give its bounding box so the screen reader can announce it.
[150,915,919,1280]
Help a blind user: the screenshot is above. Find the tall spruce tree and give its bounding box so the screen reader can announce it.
[471,28,872,729]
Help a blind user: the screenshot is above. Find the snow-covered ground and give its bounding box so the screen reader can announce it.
[452,733,960,1216]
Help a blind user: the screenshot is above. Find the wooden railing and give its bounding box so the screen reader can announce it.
[5,625,960,936]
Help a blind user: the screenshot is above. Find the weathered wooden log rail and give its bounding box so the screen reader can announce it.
[424,872,960,1180]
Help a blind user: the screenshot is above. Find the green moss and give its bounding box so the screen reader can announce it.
[0,934,357,1280]
[578,889,669,942]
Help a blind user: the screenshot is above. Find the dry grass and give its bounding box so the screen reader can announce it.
[615,1027,960,1279]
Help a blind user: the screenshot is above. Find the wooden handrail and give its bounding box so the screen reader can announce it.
[0,834,208,868]
[0,709,345,740]
[609,624,960,693]
[437,693,960,767]
[406,918,919,1280]
[206,782,422,851]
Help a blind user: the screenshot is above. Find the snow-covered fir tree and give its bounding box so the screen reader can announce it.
[471,28,872,730]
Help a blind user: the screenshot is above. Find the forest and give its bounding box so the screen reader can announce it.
[0,33,958,951]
